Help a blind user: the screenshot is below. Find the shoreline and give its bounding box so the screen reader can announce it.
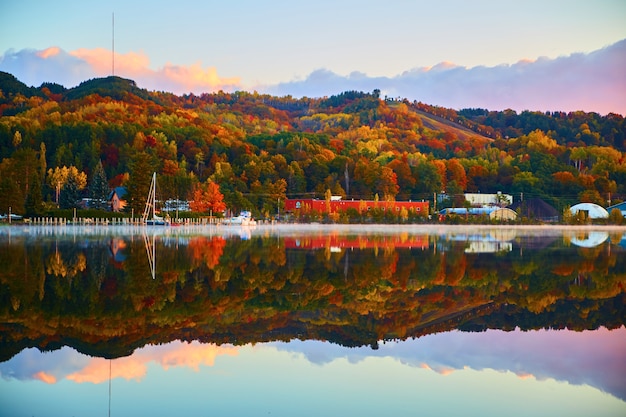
[1,222,626,238]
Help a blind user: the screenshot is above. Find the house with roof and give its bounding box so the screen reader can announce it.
[108,186,127,212]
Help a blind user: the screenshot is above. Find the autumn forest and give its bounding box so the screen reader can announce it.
[0,72,625,220]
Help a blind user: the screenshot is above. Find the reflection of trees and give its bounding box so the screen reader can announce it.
[0,234,624,361]
[45,249,87,278]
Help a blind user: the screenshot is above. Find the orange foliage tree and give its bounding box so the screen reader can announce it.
[189,180,227,214]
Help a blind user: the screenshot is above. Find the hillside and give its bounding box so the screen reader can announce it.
[405,104,493,143]
[0,74,625,220]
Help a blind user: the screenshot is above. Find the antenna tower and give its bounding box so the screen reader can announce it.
[112,12,115,76]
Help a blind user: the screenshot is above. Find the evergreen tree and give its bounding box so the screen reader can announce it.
[25,173,44,216]
[90,160,109,210]
[60,174,81,209]
[127,151,157,215]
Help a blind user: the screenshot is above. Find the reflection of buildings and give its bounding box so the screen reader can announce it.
[283,234,429,250]
[284,198,429,216]
[464,240,512,253]
[569,231,609,248]
[443,233,513,253]
[108,238,127,263]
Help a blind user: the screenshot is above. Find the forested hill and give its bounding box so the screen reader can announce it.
[0,72,625,218]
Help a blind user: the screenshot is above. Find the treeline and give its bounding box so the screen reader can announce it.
[416,101,625,150]
[0,72,625,219]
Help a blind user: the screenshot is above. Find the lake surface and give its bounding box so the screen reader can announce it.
[1,224,625,417]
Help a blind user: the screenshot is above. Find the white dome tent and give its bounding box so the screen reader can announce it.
[569,203,609,219]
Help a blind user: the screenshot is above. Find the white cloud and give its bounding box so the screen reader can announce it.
[263,39,626,115]
[272,327,626,401]
[1,39,624,115]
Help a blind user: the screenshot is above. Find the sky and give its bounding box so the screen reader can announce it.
[1,0,625,114]
[2,329,625,416]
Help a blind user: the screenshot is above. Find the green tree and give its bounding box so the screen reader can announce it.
[126,152,158,215]
[512,171,540,194]
[24,172,44,216]
[12,130,22,147]
[90,160,110,210]
[0,159,23,214]
[60,173,81,209]
[608,208,623,225]
[39,142,47,178]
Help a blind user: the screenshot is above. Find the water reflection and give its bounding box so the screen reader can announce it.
[0,225,625,415]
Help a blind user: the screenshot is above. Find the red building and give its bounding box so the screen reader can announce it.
[284,198,429,216]
[283,233,429,250]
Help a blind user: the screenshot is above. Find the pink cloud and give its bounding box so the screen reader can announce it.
[70,48,151,75]
[33,371,57,384]
[69,48,242,94]
[36,47,61,59]
[0,47,241,95]
[65,342,239,384]
[67,356,147,384]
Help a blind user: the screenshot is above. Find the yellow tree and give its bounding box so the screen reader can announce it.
[47,166,87,205]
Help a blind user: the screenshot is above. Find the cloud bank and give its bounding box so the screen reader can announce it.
[1,39,624,115]
[272,327,626,401]
[1,328,624,401]
[264,39,626,115]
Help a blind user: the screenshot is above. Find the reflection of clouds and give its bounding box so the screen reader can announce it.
[272,327,626,400]
[0,347,89,382]
[33,371,57,384]
[1,342,238,384]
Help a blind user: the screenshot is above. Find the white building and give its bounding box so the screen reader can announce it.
[464,192,513,207]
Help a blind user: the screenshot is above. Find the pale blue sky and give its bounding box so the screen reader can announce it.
[2,330,625,416]
[1,0,625,113]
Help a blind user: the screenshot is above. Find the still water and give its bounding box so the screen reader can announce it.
[0,224,625,417]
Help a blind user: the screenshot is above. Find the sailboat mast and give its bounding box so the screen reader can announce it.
[142,172,157,222]
[151,172,156,220]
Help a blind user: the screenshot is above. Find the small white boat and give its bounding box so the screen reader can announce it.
[224,211,256,226]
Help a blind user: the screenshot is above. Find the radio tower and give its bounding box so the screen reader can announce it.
[112,12,115,76]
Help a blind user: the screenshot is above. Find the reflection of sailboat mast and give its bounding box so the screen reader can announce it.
[108,359,112,417]
[143,232,156,279]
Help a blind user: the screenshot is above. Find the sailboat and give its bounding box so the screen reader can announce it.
[142,173,169,226]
